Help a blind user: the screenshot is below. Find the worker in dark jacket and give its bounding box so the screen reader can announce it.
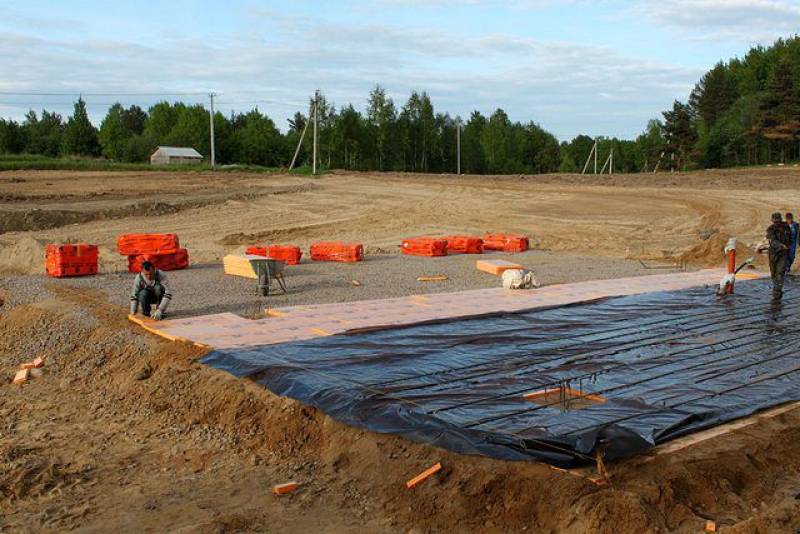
[767,212,791,299]
[129,261,173,320]
[786,212,799,275]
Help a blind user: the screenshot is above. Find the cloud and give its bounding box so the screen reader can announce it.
[0,7,702,139]
[631,0,800,43]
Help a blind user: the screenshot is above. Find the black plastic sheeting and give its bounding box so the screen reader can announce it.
[201,277,800,467]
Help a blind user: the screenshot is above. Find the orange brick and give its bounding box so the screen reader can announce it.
[20,356,45,370]
[406,462,442,489]
[273,481,299,495]
[13,368,29,385]
[705,520,717,533]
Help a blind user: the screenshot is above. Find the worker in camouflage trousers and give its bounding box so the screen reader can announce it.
[129,261,173,320]
[785,212,799,275]
[766,212,792,300]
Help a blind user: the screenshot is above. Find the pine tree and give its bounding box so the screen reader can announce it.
[62,98,100,156]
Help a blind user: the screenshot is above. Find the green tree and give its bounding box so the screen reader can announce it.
[0,119,24,154]
[758,58,800,163]
[22,110,64,157]
[231,109,284,166]
[662,100,697,170]
[366,85,397,171]
[481,109,511,174]
[461,111,486,174]
[62,98,101,156]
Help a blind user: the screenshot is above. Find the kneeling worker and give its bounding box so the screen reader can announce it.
[129,261,173,320]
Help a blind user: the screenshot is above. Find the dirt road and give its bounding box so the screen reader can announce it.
[2,167,799,274]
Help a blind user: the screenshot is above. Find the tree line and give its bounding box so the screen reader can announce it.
[648,35,800,170]
[0,35,797,173]
[0,87,646,174]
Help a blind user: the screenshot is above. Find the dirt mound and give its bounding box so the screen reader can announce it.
[0,237,46,275]
[1,286,799,532]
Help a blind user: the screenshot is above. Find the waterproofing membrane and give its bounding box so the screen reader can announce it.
[201,277,800,467]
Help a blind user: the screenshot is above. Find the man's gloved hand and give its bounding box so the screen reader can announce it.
[152,309,164,321]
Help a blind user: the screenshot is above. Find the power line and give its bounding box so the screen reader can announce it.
[0,91,208,97]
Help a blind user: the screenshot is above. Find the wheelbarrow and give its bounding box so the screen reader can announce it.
[250,258,288,296]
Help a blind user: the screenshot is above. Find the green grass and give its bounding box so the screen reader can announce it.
[0,154,316,175]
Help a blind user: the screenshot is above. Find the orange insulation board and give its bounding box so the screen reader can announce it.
[477,259,522,276]
[442,236,483,254]
[483,234,529,253]
[128,248,189,273]
[246,245,303,265]
[117,233,180,256]
[402,238,447,257]
[310,242,364,263]
[45,244,99,278]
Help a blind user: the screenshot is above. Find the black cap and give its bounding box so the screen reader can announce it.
[787,212,794,220]
[141,261,155,271]
[772,212,783,222]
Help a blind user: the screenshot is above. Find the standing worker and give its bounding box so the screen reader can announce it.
[766,212,791,300]
[786,212,799,275]
[129,261,173,320]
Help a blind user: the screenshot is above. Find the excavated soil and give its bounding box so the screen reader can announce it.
[1,283,799,532]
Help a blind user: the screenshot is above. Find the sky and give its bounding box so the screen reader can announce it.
[0,1,798,140]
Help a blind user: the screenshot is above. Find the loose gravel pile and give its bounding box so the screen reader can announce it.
[1,251,690,318]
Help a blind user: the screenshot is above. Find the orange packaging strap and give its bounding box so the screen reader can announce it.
[442,236,483,254]
[127,248,190,273]
[309,242,364,263]
[483,234,529,253]
[402,238,447,257]
[117,233,181,256]
[246,245,303,265]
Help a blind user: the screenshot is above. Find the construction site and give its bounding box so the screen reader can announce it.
[2,166,800,533]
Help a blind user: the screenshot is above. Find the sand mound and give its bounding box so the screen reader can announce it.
[0,237,46,275]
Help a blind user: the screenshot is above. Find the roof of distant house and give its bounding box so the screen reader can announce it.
[152,146,203,158]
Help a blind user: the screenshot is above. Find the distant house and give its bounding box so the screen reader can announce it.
[150,146,203,165]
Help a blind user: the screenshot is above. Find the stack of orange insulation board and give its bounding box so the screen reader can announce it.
[127,249,189,273]
[442,236,483,254]
[310,242,364,262]
[483,234,529,253]
[117,233,181,255]
[45,244,99,278]
[118,233,189,273]
[477,259,522,276]
[246,245,302,265]
[402,238,448,257]
[223,254,268,279]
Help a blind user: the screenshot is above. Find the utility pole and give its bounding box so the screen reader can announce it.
[312,90,319,175]
[456,117,461,175]
[289,107,312,171]
[610,147,614,175]
[581,138,597,175]
[209,93,217,166]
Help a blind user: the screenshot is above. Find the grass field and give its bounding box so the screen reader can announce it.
[0,154,315,174]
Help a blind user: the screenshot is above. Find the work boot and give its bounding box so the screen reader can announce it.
[773,290,783,300]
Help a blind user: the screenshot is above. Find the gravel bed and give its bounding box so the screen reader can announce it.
[2,251,691,318]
